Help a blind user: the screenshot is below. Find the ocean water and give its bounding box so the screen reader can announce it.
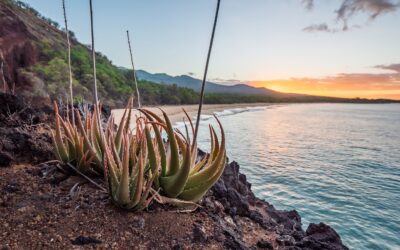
[191,103,400,250]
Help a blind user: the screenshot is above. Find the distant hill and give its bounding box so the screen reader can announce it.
[136,70,286,96]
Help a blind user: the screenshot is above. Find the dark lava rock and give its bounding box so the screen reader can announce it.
[0,93,24,115]
[257,239,273,249]
[227,188,250,216]
[131,216,145,229]
[0,245,11,250]
[193,224,208,242]
[0,151,13,167]
[0,93,53,165]
[211,161,255,217]
[295,223,349,250]
[4,181,20,193]
[276,235,295,246]
[171,244,182,250]
[306,223,342,242]
[71,236,102,245]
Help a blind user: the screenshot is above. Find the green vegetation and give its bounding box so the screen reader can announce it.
[29,40,202,107]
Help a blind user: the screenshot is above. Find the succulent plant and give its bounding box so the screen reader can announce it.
[139,109,227,202]
[53,100,227,208]
[52,99,135,175]
[103,119,157,210]
[51,102,103,174]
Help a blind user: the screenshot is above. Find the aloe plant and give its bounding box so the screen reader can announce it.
[52,102,102,173]
[103,120,157,210]
[139,109,227,202]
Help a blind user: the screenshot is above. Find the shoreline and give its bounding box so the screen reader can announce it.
[112,103,271,125]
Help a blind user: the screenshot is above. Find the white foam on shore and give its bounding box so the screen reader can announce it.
[174,105,267,129]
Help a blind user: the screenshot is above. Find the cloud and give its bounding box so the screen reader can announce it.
[303,23,337,33]
[375,63,400,73]
[302,0,400,32]
[209,78,249,85]
[249,63,400,99]
[302,0,314,10]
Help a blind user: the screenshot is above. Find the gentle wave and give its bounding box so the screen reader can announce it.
[175,106,267,128]
[194,103,400,250]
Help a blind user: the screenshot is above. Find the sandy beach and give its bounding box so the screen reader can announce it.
[112,103,270,125]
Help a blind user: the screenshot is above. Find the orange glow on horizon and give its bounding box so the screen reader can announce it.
[251,78,400,100]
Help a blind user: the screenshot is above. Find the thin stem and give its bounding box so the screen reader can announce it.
[126,30,141,108]
[62,0,75,124]
[89,0,99,109]
[67,163,107,192]
[89,0,103,134]
[193,0,221,144]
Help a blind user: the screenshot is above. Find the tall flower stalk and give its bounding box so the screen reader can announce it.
[193,0,221,144]
[62,0,75,124]
[89,0,99,110]
[126,30,141,108]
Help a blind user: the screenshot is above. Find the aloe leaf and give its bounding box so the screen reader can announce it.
[211,126,220,160]
[50,131,62,161]
[138,109,164,123]
[104,141,119,190]
[75,110,102,167]
[132,146,145,205]
[114,111,127,153]
[161,111,180,176]
[139,109,167,175]
[185,119,225,189]
[117,135,131,204]
[53,103,69,162]
[110,133,122,168]
[145,125,159,175]
[159,141,191,197]
[189,154,209,176]
[178,152,226,202]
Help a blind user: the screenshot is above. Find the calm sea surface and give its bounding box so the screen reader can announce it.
[191,103,400,250]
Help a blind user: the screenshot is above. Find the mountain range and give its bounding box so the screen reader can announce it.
[136,70,287,96]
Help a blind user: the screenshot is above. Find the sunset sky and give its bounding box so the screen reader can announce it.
[22,0,400,99]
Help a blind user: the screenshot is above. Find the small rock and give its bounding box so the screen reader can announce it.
[257,239,273,249]
[193,224,207,242]
[224,216,236,228]
[214,200,224,213]
[4,182,20,193]
[131,216,145,229]
[229,206,237,217]
[172,243,182,250]
[203,197,215,210]
[276,235,295,246]
[213,228,225,242]
[71,236,102,245]
[0,245,10,250]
